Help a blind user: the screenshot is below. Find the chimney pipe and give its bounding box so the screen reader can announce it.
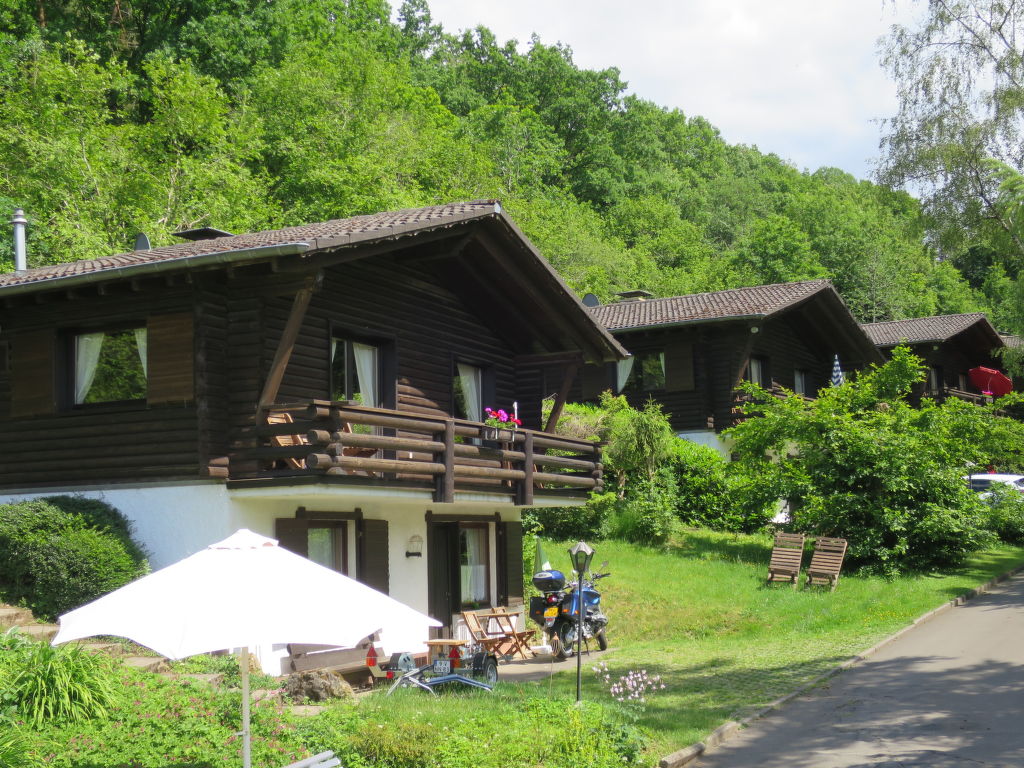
[10,208,27,272]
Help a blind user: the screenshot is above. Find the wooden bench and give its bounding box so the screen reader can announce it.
[766,532,805,588]
[805,537,848,591]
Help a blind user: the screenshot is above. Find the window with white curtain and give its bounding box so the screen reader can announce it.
[74,328,147,404]
[459,524,489,608]
[621,350,665,393]
[331,337,380,406]
[453,362,483,422]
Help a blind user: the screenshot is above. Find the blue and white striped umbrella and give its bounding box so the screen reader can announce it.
[831,355,845,387]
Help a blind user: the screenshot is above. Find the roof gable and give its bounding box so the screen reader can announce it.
[0,201,502,293]
[862,313,1002,347]
[590,280,834,331]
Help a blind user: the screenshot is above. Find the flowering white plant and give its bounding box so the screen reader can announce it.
[592,661,665,709]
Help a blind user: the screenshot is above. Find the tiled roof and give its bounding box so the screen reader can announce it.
[862,313,996,346]
[590,280,834,331]
[0,201,501,292]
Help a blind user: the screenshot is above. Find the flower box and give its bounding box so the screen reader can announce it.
[480,426,515,443]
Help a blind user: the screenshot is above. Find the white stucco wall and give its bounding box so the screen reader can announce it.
[677,429,733,459]
[1,482,524,672]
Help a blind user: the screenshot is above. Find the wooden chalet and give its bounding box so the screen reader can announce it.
[862,313,1016,405]
[581,280,883,454]
[0,200,626,649]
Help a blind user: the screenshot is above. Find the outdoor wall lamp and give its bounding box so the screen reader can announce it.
[406,534,423,558]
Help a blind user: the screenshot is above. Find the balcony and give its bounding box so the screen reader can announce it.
[232,400,605,503]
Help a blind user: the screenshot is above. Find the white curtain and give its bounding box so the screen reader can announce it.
[457,363,482,422]
[460,528,487,603]
[330,339,340,364]
[615,357,635,392]
[134,327,148,377]
[352,342,378,408]
[74,333,105,404]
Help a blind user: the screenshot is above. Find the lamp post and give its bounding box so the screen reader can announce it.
[568,540,594,704]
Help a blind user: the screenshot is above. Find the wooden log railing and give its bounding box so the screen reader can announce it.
[249,400,604,503]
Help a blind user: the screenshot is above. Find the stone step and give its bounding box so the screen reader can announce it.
[13,623,59,642]
[0,605,34,629]
[75,641,124,656]
[122,656,170,673]
[160,672,225,686]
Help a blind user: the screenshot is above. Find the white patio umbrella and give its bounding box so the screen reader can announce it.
[52,529,441,768]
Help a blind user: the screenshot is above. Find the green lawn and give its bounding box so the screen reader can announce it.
[525,530,1024,757]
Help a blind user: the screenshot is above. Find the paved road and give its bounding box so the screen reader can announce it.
[694,572,1024,768]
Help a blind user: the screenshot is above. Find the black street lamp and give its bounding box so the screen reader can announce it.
[568,540,594,704]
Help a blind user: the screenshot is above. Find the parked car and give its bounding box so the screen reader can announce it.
[966,474,1024,498]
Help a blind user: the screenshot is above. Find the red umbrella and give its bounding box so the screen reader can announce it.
[968,366,1013,397]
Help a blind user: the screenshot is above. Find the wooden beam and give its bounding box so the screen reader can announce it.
[257,276,317,410]
[514,351,585,367]
[544,363,579,433]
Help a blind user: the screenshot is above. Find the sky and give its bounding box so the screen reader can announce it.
[418,0,921,181]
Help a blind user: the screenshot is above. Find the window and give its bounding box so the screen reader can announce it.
[794,369,809,396]
[306,522,348,574]
[453,362,483,421]
[331,337,380,406]
[747,356,769,387]
[74,327,147,404]
[928,366,943,393]
[958,373,968,392]
[459,524,489,608]
[621,350,665,393]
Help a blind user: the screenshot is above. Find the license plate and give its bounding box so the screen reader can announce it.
[543,606,558,618]
[432,659,451,675]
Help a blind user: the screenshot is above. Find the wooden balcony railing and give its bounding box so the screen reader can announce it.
[242,400,604,503]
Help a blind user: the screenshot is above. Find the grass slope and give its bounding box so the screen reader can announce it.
[533,530,1024,756]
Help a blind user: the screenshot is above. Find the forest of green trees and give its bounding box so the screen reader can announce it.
[0,0,1020,333]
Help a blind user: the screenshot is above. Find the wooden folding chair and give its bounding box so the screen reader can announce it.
[766,532,805,588]
[490,607,537,659]
[461,610,517,659]
[805,537,848,591]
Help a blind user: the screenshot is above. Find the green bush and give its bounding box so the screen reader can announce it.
[981,484,1024,543]
[608,470,677,544]
[726,347,1012,573]
[0,498,148,620]
[0,632,117,728]
[40,495,148,562]
[525,492,617,541]
[292,691,647,768]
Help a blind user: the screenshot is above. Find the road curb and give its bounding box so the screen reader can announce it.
[656,562,1024,768]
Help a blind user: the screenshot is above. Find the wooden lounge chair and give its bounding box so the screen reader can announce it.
[266,411,376,474]
[766,532,805,587]
[805,537,848,591]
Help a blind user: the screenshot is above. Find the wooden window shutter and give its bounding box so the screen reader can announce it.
[358,519,389,594]
[498,521,524,606]
[147,312,194,404]
[275,517,309,557]
[664,341,695,392]
[10,329,55,417]
[581,363,609,401]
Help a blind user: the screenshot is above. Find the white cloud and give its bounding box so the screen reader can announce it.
[419,0,919,178]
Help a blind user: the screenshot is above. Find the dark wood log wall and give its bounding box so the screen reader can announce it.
[569,312,842,434]
[228,254,544,455]
[0,283,202,487]
[0,247,556,489]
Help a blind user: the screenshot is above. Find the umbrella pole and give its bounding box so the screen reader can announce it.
[241,647,251,768]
